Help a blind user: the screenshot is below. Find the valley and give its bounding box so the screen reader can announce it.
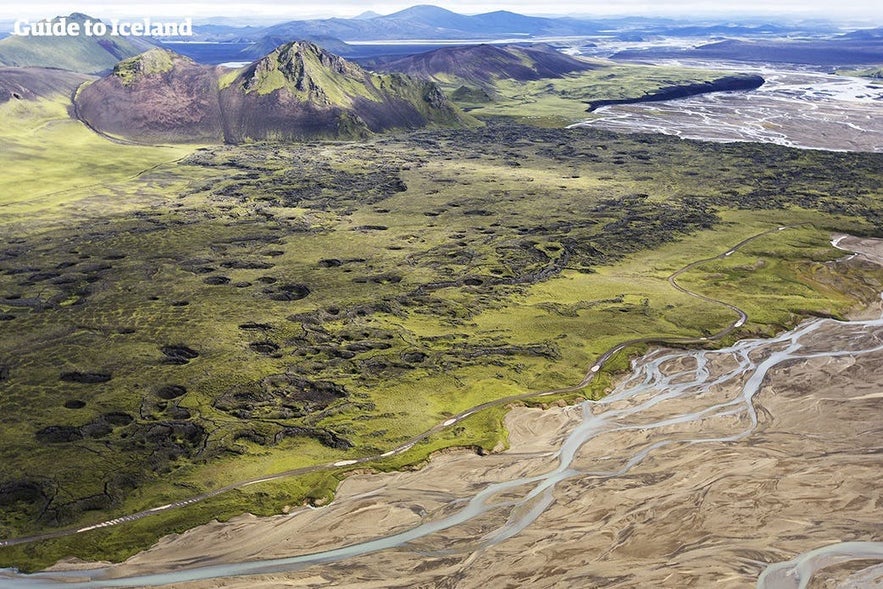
[0,4,881,586]
[1,117,880,574]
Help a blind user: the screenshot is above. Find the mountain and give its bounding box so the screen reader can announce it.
[239,35,354,60]
[219,41,466,142]
[249,5,601,42]
[372,43,596,88]
[159,23,260,42]
[838,27,883,41]
[74,43,467,143]
[74,49,223,142]
[0,13,158,74]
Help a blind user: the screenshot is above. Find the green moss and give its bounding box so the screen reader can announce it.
[451,61,736,124]
[835,65,883,79]
[112,49,176,86]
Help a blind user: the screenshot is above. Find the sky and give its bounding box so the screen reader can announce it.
[1,0,881,24]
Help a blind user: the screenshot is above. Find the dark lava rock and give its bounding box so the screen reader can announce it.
[203,275,231,285]
[221,260,274,270]
[233,281,252,288]
[81,422,113,439]
[161,345,199,365]
[36,425,83,443]
[27,271,61,282]
[60,371,112,384]
[463,277,484,286]
[249,342,280,354]
[166,406,191,420]
[0,480,46,506]
[102,412,134,426]
[401,351,428,363]
[318,258,342,268]
[274,426,352,450]
[267,283,311,301]
[0,314,15,321]
[64,399,87,409]
[157,385,187,399]
[234,430,268,445]
[239,322,272,330]
[586,74,766,111]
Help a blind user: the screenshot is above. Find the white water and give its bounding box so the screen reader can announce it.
[3,309,882,588]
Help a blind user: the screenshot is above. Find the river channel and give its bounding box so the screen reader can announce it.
[571,62,883,152]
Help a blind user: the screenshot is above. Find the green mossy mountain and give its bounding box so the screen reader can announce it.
[0,14,158,74]
[75,42,468,143]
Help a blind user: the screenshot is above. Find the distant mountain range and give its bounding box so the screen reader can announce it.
[613,37,883,66]
[74,43,467,143]
[2,6,880,74]
[249,5,604,43]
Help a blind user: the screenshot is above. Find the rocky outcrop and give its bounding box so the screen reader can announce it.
[585,74,765,111]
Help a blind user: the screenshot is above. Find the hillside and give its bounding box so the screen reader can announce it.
[372,43,596,89]
[75,43,467,143]
[219,41,466,141]
[74,49,224,143]
[0,66,91,103]
[0,14,157,74]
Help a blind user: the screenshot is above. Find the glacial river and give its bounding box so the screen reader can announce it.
[571,62,883,152]
[4,304,882,588]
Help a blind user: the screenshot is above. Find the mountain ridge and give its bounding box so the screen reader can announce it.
[74,42,468,143]
[371,43,597,89]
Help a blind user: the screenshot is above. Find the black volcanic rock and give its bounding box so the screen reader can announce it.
[585,75,765,111]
